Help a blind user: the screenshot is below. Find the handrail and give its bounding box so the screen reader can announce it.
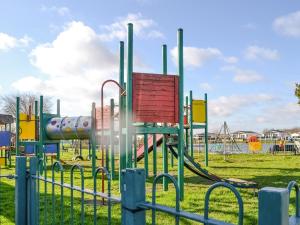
[70,164,84,224]
[204,182,244,225]
[151,173,180,225]
[287,181,300,217]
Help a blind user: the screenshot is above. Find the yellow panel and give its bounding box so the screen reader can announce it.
[192,100,206,123]
[249,142,262,152]
[19,113,36,140]
[0,157,5,166]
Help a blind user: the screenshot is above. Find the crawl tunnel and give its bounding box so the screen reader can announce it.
[45,116,92,140]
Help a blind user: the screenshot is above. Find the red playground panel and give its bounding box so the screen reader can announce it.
[132,72,179,123]
[95,106,111,130]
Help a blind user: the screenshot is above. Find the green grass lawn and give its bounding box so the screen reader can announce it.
[0,150,299,224]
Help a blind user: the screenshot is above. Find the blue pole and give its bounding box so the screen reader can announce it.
[29,157,38,225]
[121,168,146,225]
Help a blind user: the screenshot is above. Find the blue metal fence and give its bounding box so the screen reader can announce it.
[0,156,300,224]
[121,168,244,225]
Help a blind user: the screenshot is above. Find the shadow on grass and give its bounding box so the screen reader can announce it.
[0,180,122,225]
[209,165,300,172]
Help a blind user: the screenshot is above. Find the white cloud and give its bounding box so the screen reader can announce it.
[273,11,300,37]
[11,76,44,92]
[0,33,32,51]
[12,21,146,115]
[171,46,238,68]
[209,94,274,117]
[200,82,212,91]
[258,102,300,129]
[99,13,164,41]
[30,21,118,78]
[41,5,71,16]
[233,69,264,83]
[244,45,279,61]
[221,66,264,84]
[223,56,239,64]
[171,47,222,68]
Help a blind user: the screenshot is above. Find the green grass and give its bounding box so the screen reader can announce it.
[0,150,299,224]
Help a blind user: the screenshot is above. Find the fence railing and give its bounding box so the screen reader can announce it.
[121,168,244,225]
[30,157,120,225]
[0,156,300,224]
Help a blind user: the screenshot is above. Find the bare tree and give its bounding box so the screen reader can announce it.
[1,93,53,117]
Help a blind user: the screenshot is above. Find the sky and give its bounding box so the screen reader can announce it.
[0,0,300,132]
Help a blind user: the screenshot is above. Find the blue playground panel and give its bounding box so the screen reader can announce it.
[24,144,58,154]
[45,144,57,154]
[0,131,12,147]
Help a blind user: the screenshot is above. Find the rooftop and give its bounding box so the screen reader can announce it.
[0,114,14,125]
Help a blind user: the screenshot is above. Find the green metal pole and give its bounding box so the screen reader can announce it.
[162,44,169,191]
[153,132,157,176]
[205,93,209,167]
[119,41,126,184]
[189,91,194,158]
[110,98,115,179]
[34,100,38,157]
[105,144,109,170]
[144,133,148,178]
[170,151,174,167]
[178,28,185,201]
[133,135,137,168]
[91,103,96,176]
[126,23,133,168]
[39,96,44,160]
[79,140,82,158]
[57,99,60,116]
[16,97,20,156]
[56,99,60,160]
[8,121,12,166]
[185,96,189,150]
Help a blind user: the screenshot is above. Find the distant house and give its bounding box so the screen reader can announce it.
[291,132,300,139]
[262,129,288,139]
[232,131,261,140]
[194,132,218,142]
[0,114,14,131]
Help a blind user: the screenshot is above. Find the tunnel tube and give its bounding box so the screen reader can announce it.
[45,116,92,140]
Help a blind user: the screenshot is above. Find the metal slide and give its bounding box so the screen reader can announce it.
[135,135,258,189]
[167,144,258,189]
[136,134,164,161]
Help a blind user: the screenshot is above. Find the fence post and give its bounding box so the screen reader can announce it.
[28,157,38,225]
[258,187,289,225]
[121,168,146,225]
[15,156,27,225]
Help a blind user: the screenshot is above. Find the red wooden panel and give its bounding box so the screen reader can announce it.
[95,106,111,130]
[132,72,179,123]
[174,76,179,122]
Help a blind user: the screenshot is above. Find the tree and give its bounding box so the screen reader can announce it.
[1,93,53,117]
[296,83,300,104]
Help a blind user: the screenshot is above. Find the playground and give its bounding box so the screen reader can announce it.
[0,23,299,225]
